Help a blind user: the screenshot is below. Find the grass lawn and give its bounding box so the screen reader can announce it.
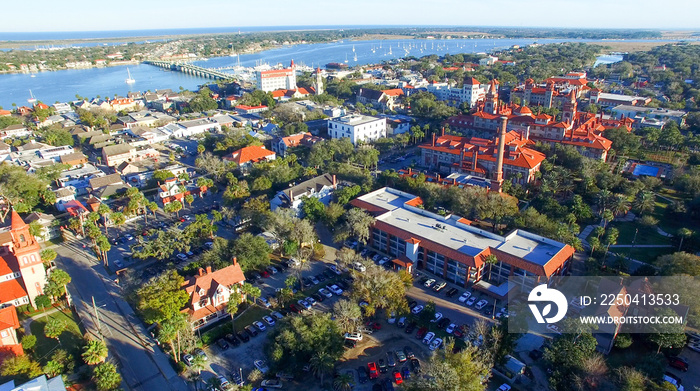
[199,305,271,345]
[29,310,84,365]
[610,247,676,265]
[603,222,672,246]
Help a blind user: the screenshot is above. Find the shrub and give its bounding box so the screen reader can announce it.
[614,333,633,349]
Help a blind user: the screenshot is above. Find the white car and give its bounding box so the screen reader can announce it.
[263,316,276,327]
[271,311,284,321]
[217,376,230,390]
[352,262,366,272]
[424,279,436,288]
[466,296,477,306]
[260,379,283,389]
[475,299,488,310]
[445,323,457,334]
[306,296,317,306]
[429,337,443,351]
[344,332,363,341]
[430,312,443,323]
[259,297,271,308]
[422,332,435,345]
[298,299,311,310]
[253,321,266,331]
[388,312,396,324]
[254,359,269,374]
[176,253,188,261]
[411,305,424,314]
[319,288,333,298]
[328,284,343,295]
[458,291,471,303]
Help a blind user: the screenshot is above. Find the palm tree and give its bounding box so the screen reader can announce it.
[632,191,655,216]
[483,254,499,283]
[309,351,334,386]
[97,203,111,235]
[678,228,693,251]
[610,194,630,217]
[240,283,261,306]
[190,354,205,375]
[593,226,605,239]
[226,286,243,332]
[601,210,614,229]
[596,189,612,212]
[588,237,600,257]
[333,373,354,391]
[82,339,108,365]
[602,228,619,267]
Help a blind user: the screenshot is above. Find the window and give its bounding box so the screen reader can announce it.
[388,236,406,258]
[446,259,467,286]
[1,330,7,338]
[425,250,445,277]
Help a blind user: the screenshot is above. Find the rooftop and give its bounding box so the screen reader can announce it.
[331,114,384,126]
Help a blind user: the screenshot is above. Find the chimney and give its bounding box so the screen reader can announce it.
[232,257,237,266]
[490,116,508,193]
[441,127,445,136]
[437,174,441,182]
[408,167,412,174]
[473,150,478,170]
[432,133,436,146]
[206,266,212,274]
[198,268,205,276]
[331,174,337,187]
[452,177,457,185]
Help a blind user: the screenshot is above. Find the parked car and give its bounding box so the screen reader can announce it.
[216,376,230,390]
[266,266,278,275]
[254,359,269,374]
[405,322,416,334]
[297,299,312,310]
[328,284,344,295]
[378,359,388,374]
[445,323,457,334]
[312,293,324,303]
[424,279,436,288]
[401,366,411,380]
[345,332,363,341]
[182,354,193,366]
[216,339,229,350]
[367,362,379,379]
[319,288,333,298]
[329,265,342,275]
[404,346,415,359]
[271,311,284,321]
[430,312,443,323]
[437,317,451,328]
[263,316,276,327]
[416,327,428,340]
[395,349,407,363]
[433,281,447,292]
[397,317,406,328]
[430,337,443,351]
[253,321,266,332]
[224,333,240,346]
[309,275,320,285]
[466,296,477,306]
[410,358,421,374]
[475,299,489,310]
[411,305,424,314]
[668,356,689,372]
[344,338,358,349]
[244,325,258,337]
[236,331,250,342]
[194,348,207,361]
[176,253,188,261]
[386,352,396,367]
[259,297,271,308]
[260,379,283,389]
[423,332,436,345]
[357,366,370,383]
[445,287,459,297]
[306,296,317,306]
[408,300,418,309]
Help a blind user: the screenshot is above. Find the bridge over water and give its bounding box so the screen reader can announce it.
[145,60,235,80]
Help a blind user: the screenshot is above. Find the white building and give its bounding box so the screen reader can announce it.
[256,60,297,92]
[38,145,74,161]
[270,174,337,214]
[160,119,221,138]
[328,115,387,145]
[425,78,487,108]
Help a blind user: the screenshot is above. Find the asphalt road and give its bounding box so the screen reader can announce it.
[56,238,189,391]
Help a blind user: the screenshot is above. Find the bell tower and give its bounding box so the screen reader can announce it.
[315,67,324,95]
[562,90,578,124]
[9,210,46,307]
[484,79,499,115]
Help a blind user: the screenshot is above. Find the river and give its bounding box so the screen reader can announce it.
[0,38,673,109]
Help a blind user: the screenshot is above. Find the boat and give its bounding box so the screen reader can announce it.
[353,52,357,62]
[344,54,348,64]
[30,74,36,78]
[352,44,355,52]
[125,68,135,84]
[27,90,36,104]
[326,62,348,69]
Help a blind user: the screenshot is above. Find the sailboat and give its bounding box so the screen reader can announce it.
[352,44,355,52]
[125,67,135,84]
[27,90,37,104]
[353,52,357,62]
[388,46,392,55]
[344,54,348,64]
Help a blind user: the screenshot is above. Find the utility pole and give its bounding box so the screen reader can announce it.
[92,296,103,342]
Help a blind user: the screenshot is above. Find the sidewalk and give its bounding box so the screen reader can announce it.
[20,307,63,335]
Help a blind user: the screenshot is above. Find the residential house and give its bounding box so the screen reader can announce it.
[158,178,188,206]
[102,144,136,167]
[223,146,276,168]
[0,211,49,308]
[38,145,74,161]
[0,374,66,391]
[0,141,10,163]
[271,132,323,157]
[89,173,124,193]
[0,124,31,140]
[24,212,60,242]
[234,105,268,115]
[59,152,88,167]
[270,87,316,101]
[58,164,103,195]
[181,262,246,329]
[127,126,170,145]
[356,88,404,111]
[270,174,337,214]
[53,188,76,212]
[159,119,220,138]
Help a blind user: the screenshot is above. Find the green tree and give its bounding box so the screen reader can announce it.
[333,299,362,333]
[164,201,183,218]
[251,176,272,192]
[240,282,261,305]
[44,318,66,341]
[184,194,194,209]
[136,270,190,324]
[34,294,52,309]
[21,335,36,352]
[301,197,326,222]
[0,355,42,383]
[82,339,109,365]
[677,228,693,252]
[231,233,271,271]
[47,268,71,299]
[333,372,354,391]
[309,351,335,386]
[92,362,122,391]
[335,208,375,244]
[632,191,655,216]
[647,307,687,353]
[226,286,243,332]
[658,252,700,275]
[404,339,490,391]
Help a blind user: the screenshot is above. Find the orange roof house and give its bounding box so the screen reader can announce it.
[181,261,246,329]
[223,146,276,167]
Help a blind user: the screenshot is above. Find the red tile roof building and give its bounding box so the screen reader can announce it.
[0,211,47,308]
[350,188,574,298]
[270,87,316,101]
[443,79,627,161]
[271,132,324,157]
[0,306,22,357]
[181,262,246,329]
[223,146,276,167]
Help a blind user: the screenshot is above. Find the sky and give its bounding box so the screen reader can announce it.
[2,0,699,33]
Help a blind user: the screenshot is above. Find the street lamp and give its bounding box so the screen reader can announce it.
[92,296,107,342]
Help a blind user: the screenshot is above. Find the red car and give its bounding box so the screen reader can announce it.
[416,327,428,340]
[290,304,300,313]
[261,270,270,278]
[367,362,379,380]
[365,321,381,330]
[393,370,403,385]
[179,217,186,222]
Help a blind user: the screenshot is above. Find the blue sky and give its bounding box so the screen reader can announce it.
[3,0,699,32]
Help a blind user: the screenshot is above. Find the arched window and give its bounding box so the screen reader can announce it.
[19,234,25,243]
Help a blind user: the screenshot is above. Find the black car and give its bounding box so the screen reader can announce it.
[404,346,415,359]
[278,261,289,270]
[315,273,327,282]
[225,333,240,346]
[418,276,428,285]
[312,293,325,303]
[408,300,418,309]
[323,270,335,279]
[344,338,357,349]
[301,277,312,287]
[244,325,258,337]
[437,318,451,329]
[252,272,262,281]
[445,288,459,298]
[357,366,369,384]
[378,359,388,373]
[405,322,416,334]
[383,378,395,391]
[410,358,421,374]
[216,339,229,350]
[335,280,348,290]
[236,331,250,343]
